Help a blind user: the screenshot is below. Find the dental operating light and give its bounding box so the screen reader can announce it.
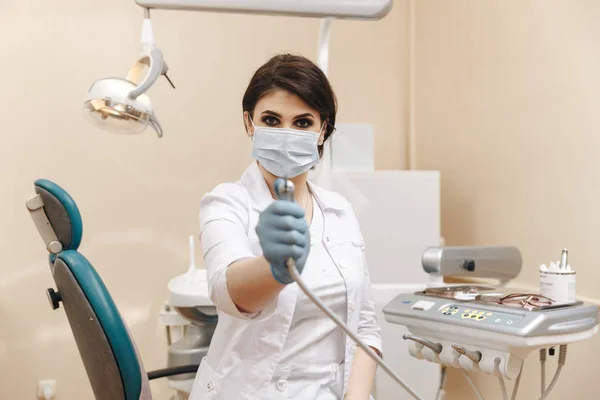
[83,0,393,138]
[83,9,171,138]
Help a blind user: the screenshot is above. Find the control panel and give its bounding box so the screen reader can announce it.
[440,304,524,327]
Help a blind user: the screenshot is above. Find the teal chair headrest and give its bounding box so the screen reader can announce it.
[34,179,83,251]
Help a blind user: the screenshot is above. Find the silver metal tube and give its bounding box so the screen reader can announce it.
[402,334,443,354]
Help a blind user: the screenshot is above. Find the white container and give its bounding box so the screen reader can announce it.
[539,261,576,304]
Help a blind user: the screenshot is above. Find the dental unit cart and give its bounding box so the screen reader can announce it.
[160,236,217,399]
[383,246,600,399]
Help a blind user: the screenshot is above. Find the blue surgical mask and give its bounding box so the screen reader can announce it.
[250,119,323,178]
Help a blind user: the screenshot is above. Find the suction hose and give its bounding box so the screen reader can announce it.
[275,178,425,400]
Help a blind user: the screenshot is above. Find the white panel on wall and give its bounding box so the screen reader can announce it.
[331,170,441,284]
[331,123,375,173]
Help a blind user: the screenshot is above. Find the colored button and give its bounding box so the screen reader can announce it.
[465,309,471,313]
[462,314,469,318]
[486,312,493,316]
[478,316,485,320]
[470,315,477,319]
[442,308,449,313]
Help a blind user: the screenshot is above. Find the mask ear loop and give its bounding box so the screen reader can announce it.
[318,120,328,145]
[245,113,257,139]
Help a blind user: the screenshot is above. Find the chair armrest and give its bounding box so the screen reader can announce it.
[147,364,199,380]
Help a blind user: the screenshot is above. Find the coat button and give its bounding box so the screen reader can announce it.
[276,379,288,391]
[349,302,355,312]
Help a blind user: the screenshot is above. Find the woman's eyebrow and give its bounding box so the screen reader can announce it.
[294,113,315,119]
[261,110,282,118]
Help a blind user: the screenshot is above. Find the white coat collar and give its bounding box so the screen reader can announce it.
[240,162,347,213]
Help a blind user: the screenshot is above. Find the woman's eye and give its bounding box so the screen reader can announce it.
[295,119,313,129]
[262,116,279,126]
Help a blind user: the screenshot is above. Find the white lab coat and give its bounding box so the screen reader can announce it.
[189,162,382,400]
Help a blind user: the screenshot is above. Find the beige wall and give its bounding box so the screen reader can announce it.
[415,1,600,399]
[0,0,409,398]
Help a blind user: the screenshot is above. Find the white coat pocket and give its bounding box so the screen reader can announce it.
[192,357,221,396]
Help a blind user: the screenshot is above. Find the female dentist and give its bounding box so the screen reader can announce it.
[189,54,382,400]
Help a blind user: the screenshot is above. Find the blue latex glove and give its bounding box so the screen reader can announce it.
[256,200,310,284]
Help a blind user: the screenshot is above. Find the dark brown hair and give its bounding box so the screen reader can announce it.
[242,54,337,157]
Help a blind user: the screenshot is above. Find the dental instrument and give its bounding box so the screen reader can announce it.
[83,0,393,137]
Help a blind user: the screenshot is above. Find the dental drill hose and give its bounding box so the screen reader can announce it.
[275,178,425,400]
[539,345,567,400]
[540,348,547,395]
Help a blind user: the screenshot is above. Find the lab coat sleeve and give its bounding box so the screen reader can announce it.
[199,182,277,321]
[357,248,383,355]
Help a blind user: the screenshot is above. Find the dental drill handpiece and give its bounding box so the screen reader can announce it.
[275,178,297,271]
[273,178,425,400]
[275,179,295,202]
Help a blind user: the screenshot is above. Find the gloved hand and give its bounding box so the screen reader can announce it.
[255,200,310,284]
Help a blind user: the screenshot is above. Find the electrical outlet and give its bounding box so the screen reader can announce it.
[37,380,56,400]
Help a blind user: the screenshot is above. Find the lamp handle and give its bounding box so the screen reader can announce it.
[127,47,167,99]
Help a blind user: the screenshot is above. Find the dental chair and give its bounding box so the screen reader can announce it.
[25,179,199,400]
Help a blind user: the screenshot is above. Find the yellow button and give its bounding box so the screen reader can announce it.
[442,308,449,313]
[486,312,493,316]
[452,310,458,314]
[465,309,471,313]
[479,311,486,315]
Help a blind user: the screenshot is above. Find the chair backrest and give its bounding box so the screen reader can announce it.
[26,179,151,400]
